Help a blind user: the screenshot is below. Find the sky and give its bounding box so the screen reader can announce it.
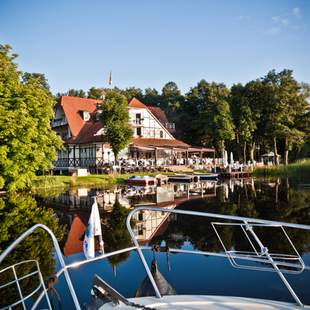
[0,0,309,94]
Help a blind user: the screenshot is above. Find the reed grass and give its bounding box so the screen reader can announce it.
[253,159,310,182]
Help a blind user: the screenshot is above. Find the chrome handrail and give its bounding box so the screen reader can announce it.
[126,206,310,307]
[0,260,51,310]
[0,224,81,310]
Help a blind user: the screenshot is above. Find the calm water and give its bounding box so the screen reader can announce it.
[1,177,310,309]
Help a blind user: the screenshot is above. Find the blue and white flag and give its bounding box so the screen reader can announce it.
[83,197,102,259]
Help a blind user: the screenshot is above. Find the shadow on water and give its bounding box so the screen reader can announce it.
[1,176,310,307]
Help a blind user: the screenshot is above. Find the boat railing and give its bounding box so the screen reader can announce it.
[1,210,310,309]
[126,207,310,307]
[0,259,51,310]
[0,224,138,310]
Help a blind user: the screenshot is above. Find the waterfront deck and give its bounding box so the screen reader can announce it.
[220,171,252,179]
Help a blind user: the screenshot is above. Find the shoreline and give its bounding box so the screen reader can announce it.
[30,172,165,192]
[3,160,309,194]
[253,160,310,181]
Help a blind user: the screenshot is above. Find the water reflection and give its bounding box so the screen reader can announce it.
[36,178,310,261]
[1,177,310,306]
[0,194,64,307]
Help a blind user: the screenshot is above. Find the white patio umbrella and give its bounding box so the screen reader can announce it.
[230,152,234,165]
[224,150,228,167]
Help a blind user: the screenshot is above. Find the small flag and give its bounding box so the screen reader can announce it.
[83,197,103,259]
[108,70,112,86]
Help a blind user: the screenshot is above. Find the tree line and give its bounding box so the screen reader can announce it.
[64,71,310,165]
[1,43,309,192]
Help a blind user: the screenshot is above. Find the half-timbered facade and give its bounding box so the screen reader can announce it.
[52,96,214,170]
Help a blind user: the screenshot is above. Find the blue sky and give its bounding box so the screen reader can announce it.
[0,0,309,94]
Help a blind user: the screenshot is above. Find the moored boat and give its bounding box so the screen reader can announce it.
[125,175,157,186]
[193,172,219,181]
[168,174,199,183]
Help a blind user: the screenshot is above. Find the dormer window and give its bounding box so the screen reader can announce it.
[83,111,91,121]
[94,128,106,136]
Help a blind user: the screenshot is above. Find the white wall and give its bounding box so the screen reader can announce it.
[129,107,173,140]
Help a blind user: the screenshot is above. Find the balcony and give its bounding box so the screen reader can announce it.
[131,118,143,127]
[165,122,175,131]
[52,118,68,127]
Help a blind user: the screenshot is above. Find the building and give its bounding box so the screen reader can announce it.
[52,96,214,171]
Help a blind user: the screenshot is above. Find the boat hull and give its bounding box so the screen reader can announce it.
[100,295,307,309]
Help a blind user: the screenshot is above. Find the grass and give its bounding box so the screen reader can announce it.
[253,159,310,182]
[31,171,169,191]
[31,174,116,191]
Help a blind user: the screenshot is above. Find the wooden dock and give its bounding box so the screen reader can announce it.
[220,171,252,179]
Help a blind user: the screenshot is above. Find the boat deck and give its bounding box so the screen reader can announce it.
[101,295,307,309]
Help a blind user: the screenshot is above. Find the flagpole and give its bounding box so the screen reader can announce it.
[108,70,112,88]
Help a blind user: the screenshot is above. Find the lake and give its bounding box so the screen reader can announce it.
[1,177,310,309]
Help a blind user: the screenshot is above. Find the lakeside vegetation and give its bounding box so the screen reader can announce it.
[254,160,310,182]
[30,172,165,191]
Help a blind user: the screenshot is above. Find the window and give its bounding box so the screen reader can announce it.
[137,127,142,136]
[83,111,91,121]
[136,113,141,124]
[160,130,163,138]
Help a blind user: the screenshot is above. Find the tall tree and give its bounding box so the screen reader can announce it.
[99,91,133,162]
[67,88,86,97]
[161,81,182,116]
[230,84,256,163]
[22,72,50,92]
[185,80,234,157]
[0,44,63,192]
[87,87,105,99]
[143,87,161,106]
[120,87,143,101]
[262,70,308,165]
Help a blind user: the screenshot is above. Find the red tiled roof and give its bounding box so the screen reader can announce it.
[60,96,102,137]
[67,122,103,144]
[60,96,190,148]
[131,138,189,149]
[128,98,148,109]
[147,106,169,127]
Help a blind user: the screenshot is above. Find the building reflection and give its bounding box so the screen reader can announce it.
[40,177,310,262]
[44,181,218,257]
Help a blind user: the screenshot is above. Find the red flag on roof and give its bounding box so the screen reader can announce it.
[108,70,112,86]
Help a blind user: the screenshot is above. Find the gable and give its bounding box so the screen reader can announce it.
[129,98,174,139]
[60,96,102,137]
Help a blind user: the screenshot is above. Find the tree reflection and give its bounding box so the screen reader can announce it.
[149,178,310,259]
[104,198,133,268]
[0,194,65,308]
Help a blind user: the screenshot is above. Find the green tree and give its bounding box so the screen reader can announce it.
[185,80,234,157]
[66,88,86,98]
[99,91,133,162]
[22,72,50,92]
[143,87,161,106]
[262,70,308,165]
[230,84,256,163]
[120,87,143,101]
[0,44,63,192]
[87,87,105,99]
[161,81,182,115]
